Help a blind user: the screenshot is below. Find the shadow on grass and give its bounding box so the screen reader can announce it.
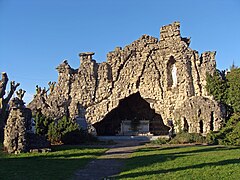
[116,145,240,179]
[0,146,106,180]
[117,158,240,179]
[0,157,94,180]
[51,144,106,151]
[140,145,240,157]
[45,151,104,159]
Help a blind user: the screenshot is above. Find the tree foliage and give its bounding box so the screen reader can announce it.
[206,66,240,145]
[34,112,96,145]
[226,67,240,113]
[47,116,82,144]
[34,112,53,136]
[207,113,240,146]
[206,70,227,103]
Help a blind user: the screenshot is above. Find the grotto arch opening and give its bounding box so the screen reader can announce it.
[93,92,169,136]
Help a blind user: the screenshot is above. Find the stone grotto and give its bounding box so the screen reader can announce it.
[28,22,225,136]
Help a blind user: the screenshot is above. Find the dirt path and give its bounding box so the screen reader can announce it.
[73,140,146,180]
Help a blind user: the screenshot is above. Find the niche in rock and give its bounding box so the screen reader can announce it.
[199,120,204,133]
[93,92,169,135]
[210,111,214,131]
[183,117,189,132]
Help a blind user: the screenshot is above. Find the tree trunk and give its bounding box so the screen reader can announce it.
[0,72,20,141]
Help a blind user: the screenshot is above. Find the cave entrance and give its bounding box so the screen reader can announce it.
[93,92,169,136]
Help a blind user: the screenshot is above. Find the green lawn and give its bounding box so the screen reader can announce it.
[0,145,106,180]
[117,145,240,180]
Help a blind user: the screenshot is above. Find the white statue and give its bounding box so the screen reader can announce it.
[172,64,177,87]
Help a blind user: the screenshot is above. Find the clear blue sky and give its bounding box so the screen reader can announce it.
[0,0,240,103]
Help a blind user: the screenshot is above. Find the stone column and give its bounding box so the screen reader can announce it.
[3,97,31,153]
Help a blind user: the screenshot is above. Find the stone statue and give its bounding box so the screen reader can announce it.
[172,64,177,87]
[167,119,174,139]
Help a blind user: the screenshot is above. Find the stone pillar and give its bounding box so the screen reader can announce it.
[3,97,31,153]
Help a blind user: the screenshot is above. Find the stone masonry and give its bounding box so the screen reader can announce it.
[28,22,225,135]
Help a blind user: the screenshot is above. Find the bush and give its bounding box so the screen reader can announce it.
[205,67,240,146]
[34,112,53,137]
[62,129,99,145]
[220,122,240,146]
[62,129,86,145]
[47,122,61,144]
[170,132,206,144]
[151,137,169,145]
[212,113,240,146]
[206,131,218,145]
[226,123,240,145]
[34,114,97,145]
[47,116,80,144]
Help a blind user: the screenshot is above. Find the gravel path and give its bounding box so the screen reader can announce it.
[73,140,146,180]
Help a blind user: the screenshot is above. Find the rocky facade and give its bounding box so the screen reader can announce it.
[28,22,225,135]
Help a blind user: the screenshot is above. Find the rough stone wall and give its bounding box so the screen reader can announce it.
[28,22,224,134]
[174,96,225,135]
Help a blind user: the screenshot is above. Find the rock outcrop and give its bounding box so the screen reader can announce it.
[28,22,225,135]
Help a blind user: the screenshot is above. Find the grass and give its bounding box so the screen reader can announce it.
[117,145,240,180]
[0,144,106,180]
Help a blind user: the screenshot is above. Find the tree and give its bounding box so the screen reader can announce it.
[206,70,227,103]
[34,112,53,137]
[47,116,80,144]
[206,67,240,145]
[34,113,90,145]
[0,72,20,141]
[226,67,240,113]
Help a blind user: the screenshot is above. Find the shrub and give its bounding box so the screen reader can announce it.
[34,114,97,145]
[221,120,240,146]
[151,137,169,145]
[212,113,240,146]
[62,129,86,145]
[170,132,206,144]
[205,67,240,146]
[47,122,61,144]
[205,131,218,145]
[47,116,80,144]
[225,123,240,146]
[34,112,53,137]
